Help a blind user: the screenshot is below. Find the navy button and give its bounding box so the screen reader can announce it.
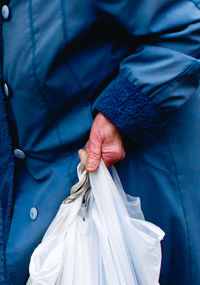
[3,82,9,97]
[2,5,10,20]
[14,148,26,160]
[30,207,38,221]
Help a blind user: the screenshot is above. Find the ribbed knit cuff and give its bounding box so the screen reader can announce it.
[94,74,169,145]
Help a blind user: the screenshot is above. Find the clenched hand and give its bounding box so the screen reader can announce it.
[79,113,125,172]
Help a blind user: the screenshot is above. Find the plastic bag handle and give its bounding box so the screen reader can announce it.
[63,156,90,204]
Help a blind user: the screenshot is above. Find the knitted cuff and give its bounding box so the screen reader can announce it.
[94,74,169,145]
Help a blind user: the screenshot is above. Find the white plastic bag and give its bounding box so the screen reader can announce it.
[27,159,165,285]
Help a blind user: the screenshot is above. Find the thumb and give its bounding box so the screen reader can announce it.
[86,138,102,172]
[78,149,88,161]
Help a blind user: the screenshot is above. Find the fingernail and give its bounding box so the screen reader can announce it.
[86,163,97,171]
[78,149,84,157]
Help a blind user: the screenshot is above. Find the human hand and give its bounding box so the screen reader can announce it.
[79,113,125,172]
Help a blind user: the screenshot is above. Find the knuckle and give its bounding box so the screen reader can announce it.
[103,146,125,166]
[88,151,101,162]
[120,149,126,160]
[112,147,125,159]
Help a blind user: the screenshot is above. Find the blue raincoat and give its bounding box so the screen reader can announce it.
[0,0,199,284]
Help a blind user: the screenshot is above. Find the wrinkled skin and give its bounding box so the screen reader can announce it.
[79,113,126,172]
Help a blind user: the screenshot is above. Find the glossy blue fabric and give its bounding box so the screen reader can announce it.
[0,0,199,284]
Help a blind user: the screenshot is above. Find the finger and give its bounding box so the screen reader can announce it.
[85,142,90,153]
[102,145,126,168]
[78,149,88,161]
[86,134,102,172]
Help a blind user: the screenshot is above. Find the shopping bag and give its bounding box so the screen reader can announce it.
[27,159,165,285]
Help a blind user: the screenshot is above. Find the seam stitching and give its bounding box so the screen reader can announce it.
[148,61,197,99]
[28,0,41,93]
[166,128,192,284]
[28,0,65,147]
[59,0,67,41]
[191,0,200,8]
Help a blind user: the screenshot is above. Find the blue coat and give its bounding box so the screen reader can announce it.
[0,0,199,284]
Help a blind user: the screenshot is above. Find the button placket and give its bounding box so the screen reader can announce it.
[30,207,38,221]
[14,148,26,160]
[1,0,11,98]
[3,82,9,97]
[2,5,10,20]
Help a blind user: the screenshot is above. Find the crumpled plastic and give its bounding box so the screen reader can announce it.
[27,159,165,285]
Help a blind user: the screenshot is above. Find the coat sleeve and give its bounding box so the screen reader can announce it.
[93,0,200,145]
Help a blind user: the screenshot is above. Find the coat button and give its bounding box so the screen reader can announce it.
[2,5,10,20]
[3,82,9,97]
[30,207,38,221]
[14,148,26,160]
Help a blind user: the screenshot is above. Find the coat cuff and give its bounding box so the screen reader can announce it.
[93,74,169,145]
